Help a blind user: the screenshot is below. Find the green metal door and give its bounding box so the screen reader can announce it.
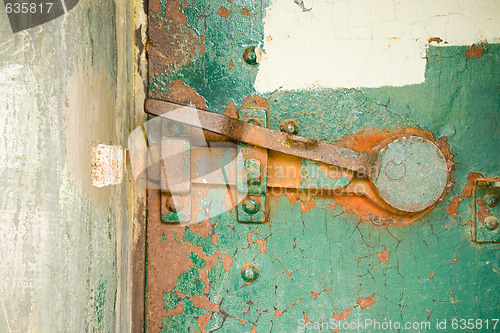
[145,0,499,332]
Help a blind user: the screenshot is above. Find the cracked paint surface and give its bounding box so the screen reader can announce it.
[255,0,500,91]
[147,0,499,331]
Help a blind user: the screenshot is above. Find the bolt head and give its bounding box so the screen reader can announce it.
[242,196,261,214]
[484,194,499,207]
[241,263,259,282]
[243,46,261,65]
[280,119,300,135]
[484,216,498,230]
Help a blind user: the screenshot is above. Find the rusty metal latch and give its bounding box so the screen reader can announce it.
[145,98,451,223]
[473,178,500,243]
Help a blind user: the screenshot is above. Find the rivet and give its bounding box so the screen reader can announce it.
[243,46,261,65]
[165,195,183,212]
[484,194,498,207]
[241,263,259,282]
[484,216,498,230]
[242,196,261,214]
[280,119,300,135]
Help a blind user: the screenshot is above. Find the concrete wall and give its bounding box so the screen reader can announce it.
[0,0,146,332]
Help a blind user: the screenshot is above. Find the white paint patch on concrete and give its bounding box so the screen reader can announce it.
[255,0,500,91]
[91,144,125,187]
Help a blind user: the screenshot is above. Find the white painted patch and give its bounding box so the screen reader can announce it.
[91,144,125,187]
[255,0,500,91]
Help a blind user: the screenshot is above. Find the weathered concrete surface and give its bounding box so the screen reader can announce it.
[0,0,147,332]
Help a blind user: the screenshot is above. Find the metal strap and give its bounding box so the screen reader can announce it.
[145,99,371,174]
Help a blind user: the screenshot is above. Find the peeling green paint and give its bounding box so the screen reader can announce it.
[188,252,206,269]
[94,275,107,327]
[162,290,177,311]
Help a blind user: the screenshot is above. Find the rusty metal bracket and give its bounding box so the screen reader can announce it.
[473,178,500,243]
[145,99,450,214]
[237,108,268,223]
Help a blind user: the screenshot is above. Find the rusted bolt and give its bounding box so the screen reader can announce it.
[165,195,183,212]
[246,117,263,127]
[280,119,300,135]
[484,194,498,207]
[484,216,498,230]
[241,263,259,282]
[242,196,261,214]
[243,46,261,65]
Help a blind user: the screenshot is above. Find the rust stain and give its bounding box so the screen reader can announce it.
[223,101,238,119]
[229,60,234,69]
[332,307,353,320]
[429,271,435,280]
[462,172,484,198]
[300,197,316,213]
[427,37,443,43]
[274,298,302,318]
[247,232,254,245]
[148,16,201,81]
[267,151,302,189]
[200,35,206,54]
[235,317,245,325]
[465,43,485,59]
[241,95,269,110]
[311,289,332,299]
[241,7,250,15]
[196,312,212,333]
[451,257,458,264]
[191,294,219,312]
[477,200,490,222]
[465,220,472,225]
[426,310,431,320]
[356,295,375,310]
[221,253,233,272]
[377,250,389,262]
[285,269,292,277]
[243,307,249,313]
[146,187,221,331]
[150,0,186,24]
[166,79,207,109]
[446,196,462,216]
[217,7,230,17]
[250,325,257,333]
[303,312,311,324]
[255,239,267,253]
[336,127,431,153]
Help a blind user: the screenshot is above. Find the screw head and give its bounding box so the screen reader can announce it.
[241,263,259,282]
[243,46,261,65]
[484,216,498,230]
[484,194,499,207]
[242,196,261,214]
[280,119,300,135]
